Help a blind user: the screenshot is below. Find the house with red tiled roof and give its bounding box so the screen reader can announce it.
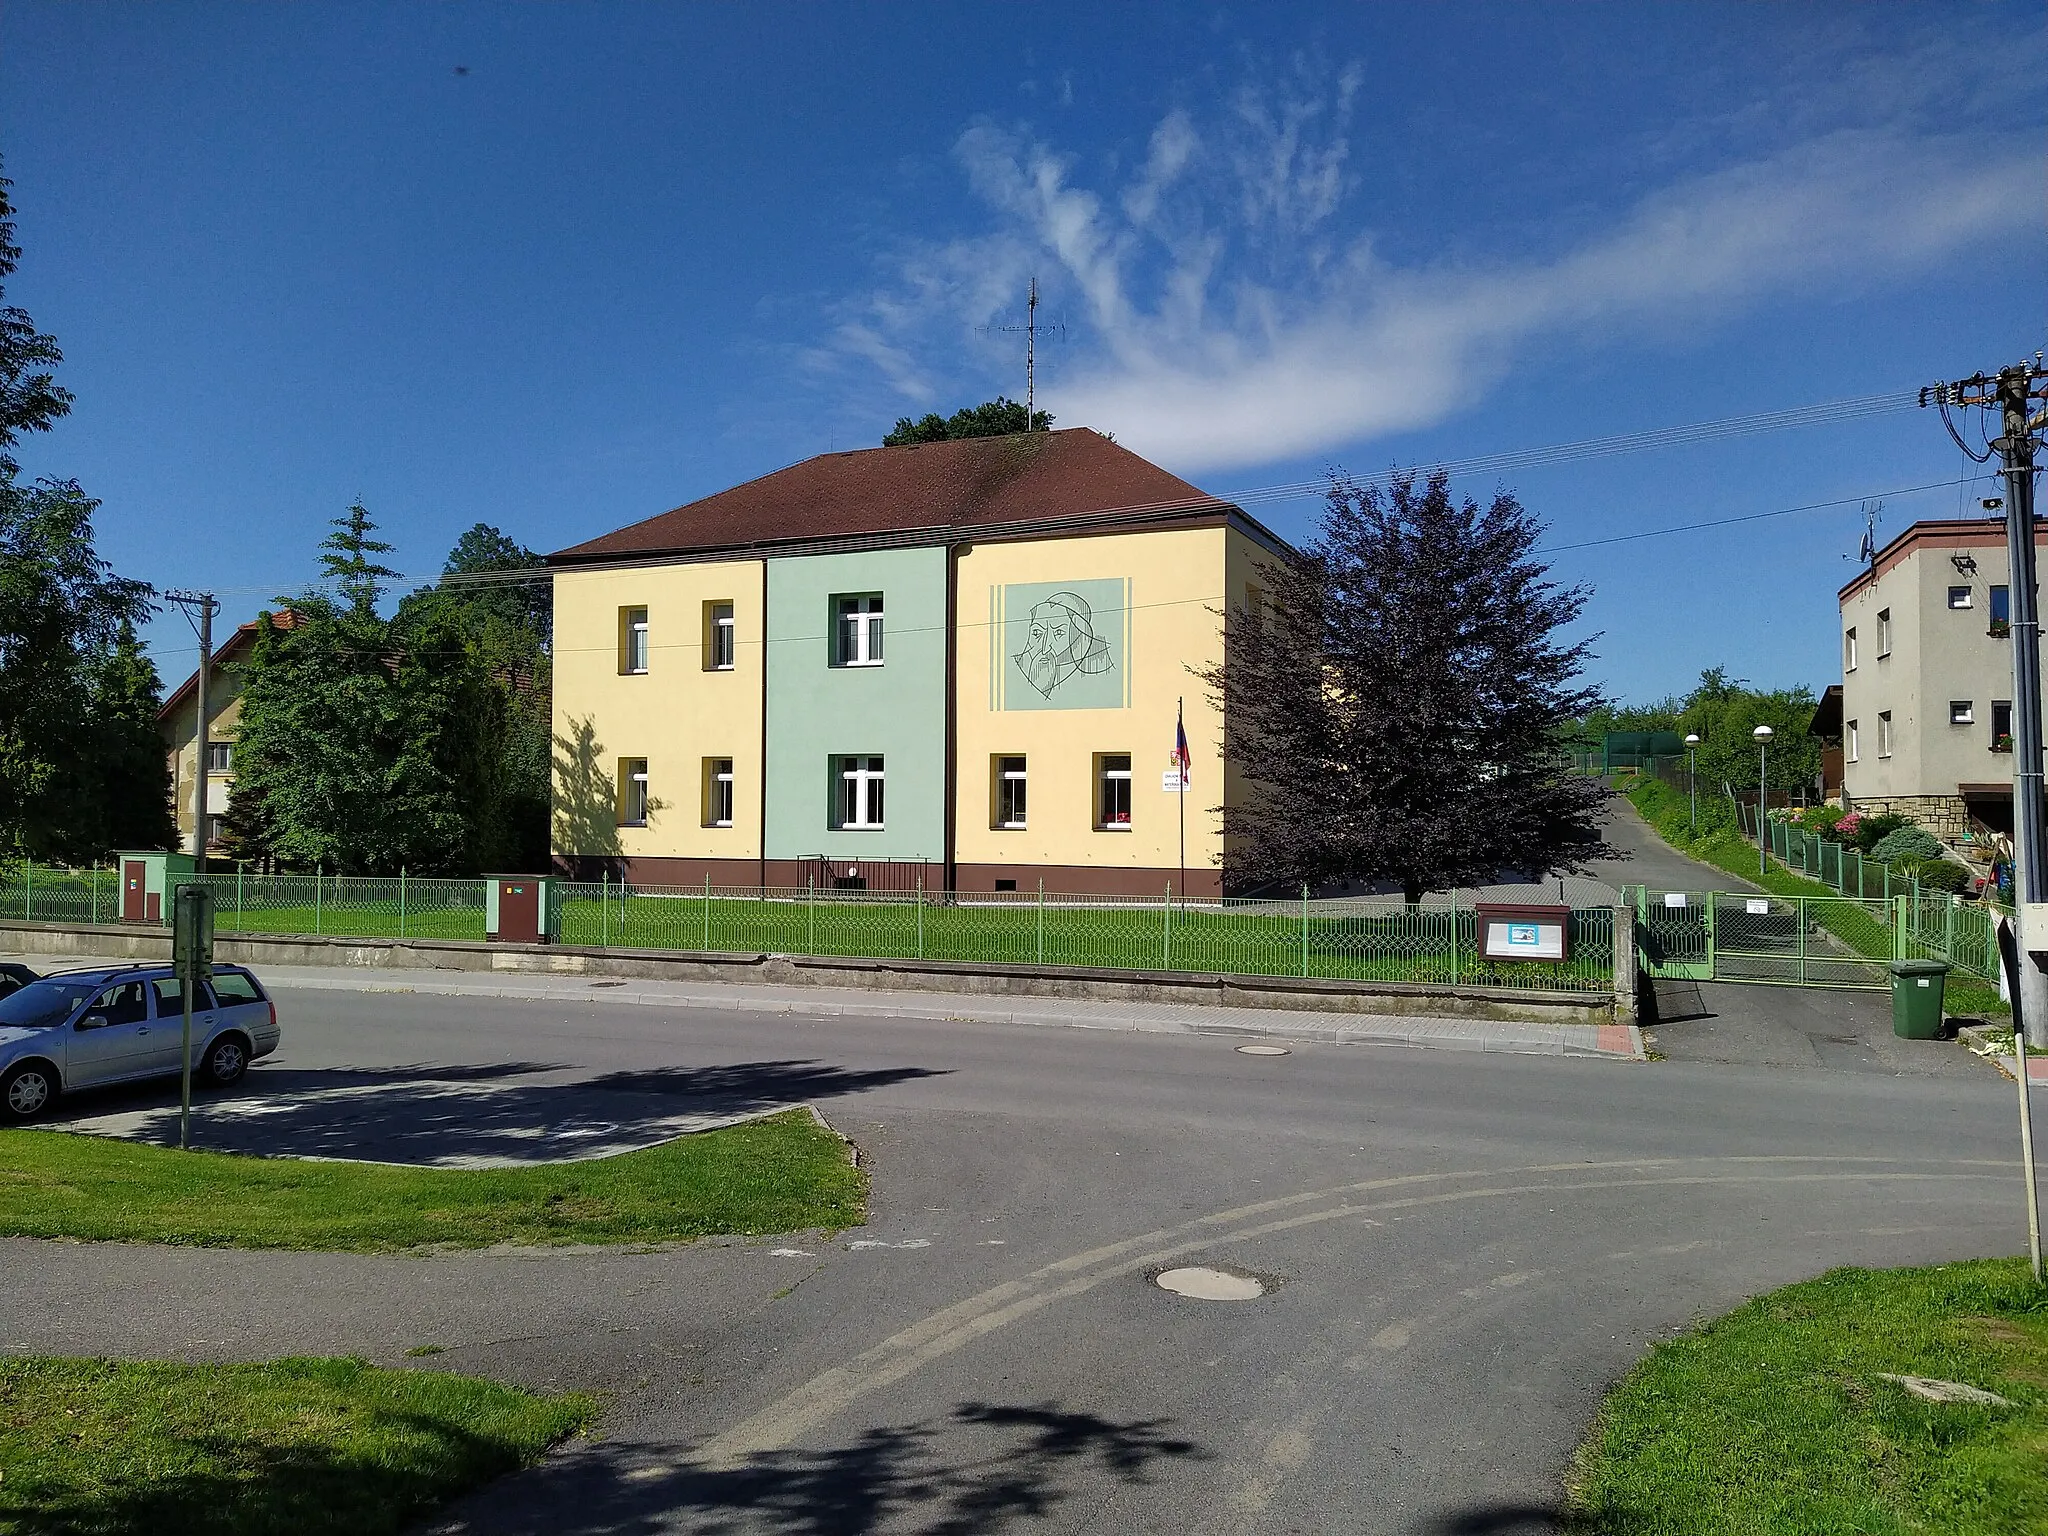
[158,611,300,853]
[547,428,1291,896]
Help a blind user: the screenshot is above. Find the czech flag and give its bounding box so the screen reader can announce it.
[1174,703,1192,785]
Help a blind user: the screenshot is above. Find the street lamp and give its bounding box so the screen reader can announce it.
[1684,733,1701,831]
[1753,725,1774,876]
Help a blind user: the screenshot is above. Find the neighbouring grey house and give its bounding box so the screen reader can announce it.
[1838,515,2040,838]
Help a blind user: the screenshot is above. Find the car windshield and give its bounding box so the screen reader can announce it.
[0,977,102,1031]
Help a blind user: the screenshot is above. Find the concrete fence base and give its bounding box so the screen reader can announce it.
[0,920,1620,1027]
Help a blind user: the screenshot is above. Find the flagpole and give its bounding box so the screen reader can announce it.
[1177,696,1186,913]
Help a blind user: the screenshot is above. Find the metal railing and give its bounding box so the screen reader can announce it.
[0,865,1620,996]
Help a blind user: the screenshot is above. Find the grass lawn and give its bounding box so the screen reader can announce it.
[0,1109,863,1251]
[1622,777,2009,1018]
[1566,1258,2048,1535]
[0,1355,592,1536]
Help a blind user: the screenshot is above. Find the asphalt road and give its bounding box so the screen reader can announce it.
[1,980,2027,1535]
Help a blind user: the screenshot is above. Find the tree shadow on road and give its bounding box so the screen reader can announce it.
[43,1059,948,1166]
[433,1401,1205,1535]
[1423,1503,1563,1534]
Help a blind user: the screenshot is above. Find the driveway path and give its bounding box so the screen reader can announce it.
[0,982,2024,1534]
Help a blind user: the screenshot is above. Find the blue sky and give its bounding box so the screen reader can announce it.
[3,3,2043,704]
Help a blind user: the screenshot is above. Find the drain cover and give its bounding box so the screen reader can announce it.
[1235,1044,1291,1056]
[1154,1266,1266,1301]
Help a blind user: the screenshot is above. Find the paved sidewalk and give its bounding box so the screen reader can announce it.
[3,951,1644,1061]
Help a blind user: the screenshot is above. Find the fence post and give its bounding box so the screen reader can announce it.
[1796,894,1807,985]
[704,874,712,952]
[600,871,609,947]
[1301,883,1310,979]
[1449,889,1460,985]
[1162,883,1172,970]
[1612,899,1636,1024]
[22,856,30,921]
[235,863,244,930]
[918,877,927,960]
[89,861,98,925]
[1706,890,1717,977]
[807,877,816,956]
[1894,895,1907,961]
[1035,879,1043,964]
[1945,892,1956,962]
[399,867,408,939]
[314,865,323,935]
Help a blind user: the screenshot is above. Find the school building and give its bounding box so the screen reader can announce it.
[546,428,1288,897]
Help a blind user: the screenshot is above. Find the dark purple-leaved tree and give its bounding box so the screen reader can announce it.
[1208,470,1608,902]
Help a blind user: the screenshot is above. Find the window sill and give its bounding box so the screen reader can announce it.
[834,825,885,832]
[705,821,734,829]
[621,669,649,678]
[994,822,1028,832]
[1095,823,1134,833]
[617,820,648,829]
[833,660,885,670]
[708,664,736,673]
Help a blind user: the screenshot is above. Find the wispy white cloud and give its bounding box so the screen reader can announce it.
[817,52,2041,475]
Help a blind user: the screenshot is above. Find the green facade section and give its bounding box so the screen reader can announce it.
[764,547,948,866]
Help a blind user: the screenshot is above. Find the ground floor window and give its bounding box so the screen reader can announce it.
[1096,753,1132,829]
[618,758,649,825]
[993,755,1027,829]
[1994,701,2014,751]
[834,755,885,829]
[704,758,734,827]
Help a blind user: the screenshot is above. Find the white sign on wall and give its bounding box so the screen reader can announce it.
[1162,770,1187,793]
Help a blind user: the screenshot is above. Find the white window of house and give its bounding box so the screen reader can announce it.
[206,742,232,773]
[1846,720,1859,763]
[994,755,1027,829]
[1844,627,1857,672]
[1097,753,1133,829]
[1949,586,1973,610]
[1876,609,1892,657]
[621,607,650,674]
[1878,712,1893,758]
[704,757,734,827]
[707,602,736,670]
[1951,700,1975,725]
[619,758,649,825]
[205,814,227,845]
[834,755,885,828]
[834,595,884,666]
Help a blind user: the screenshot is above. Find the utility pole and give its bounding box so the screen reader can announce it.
[1925,363,2048,1045]
[163,590,219,873]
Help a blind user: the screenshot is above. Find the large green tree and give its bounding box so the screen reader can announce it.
[883,396,1052,445]
[0,161,170,858]
[1208,470,1608,902]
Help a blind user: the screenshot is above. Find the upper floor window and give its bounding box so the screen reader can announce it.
[205,742,233,773]
[834,594,884,666]
[620,607,650,675]
[618,758,649,826]
[1994,700,2014,750]
[834,755,885,828]
[1949,586,1974,610]
[1876,609,1892,657]
[1097,753,1133,829]
[1846,719,1859,763]
[1992,585,2012,632]
[993,755,1027,829]
[1950,700,1975,726]
[1844,627,1857,672]
[704,757,734,828]
[706,602,736,670]
[1877,711,1894,758]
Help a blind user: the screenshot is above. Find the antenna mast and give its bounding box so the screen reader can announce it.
[1025,275,1037,427]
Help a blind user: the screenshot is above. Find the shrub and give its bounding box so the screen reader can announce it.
[1796,804,1845,834]
[1850,812,1909,852]
[1915,860,1971,894]
[1871,826,1942,863]
[1835,810,1863,839]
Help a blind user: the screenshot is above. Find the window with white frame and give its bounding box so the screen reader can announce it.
[1096,753,1132,829]
[206,741,233,773]
[1876,608,1892,657]
[834,755,885,828]
[1949,586,1973,610]
[1994,701,2014,748]
[1951,700,1975,725]
[993,755,1027,829]
[621,607,650,674]
[1846,719,1859,762]
[1844,627,1856,671]
[707,602,736,670]
[833,594,884,666]
[619,758,649,825]
[1878,712,1893,758]
[704,757,734,827]
[205,814,228,845]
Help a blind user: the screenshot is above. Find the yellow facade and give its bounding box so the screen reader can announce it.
[551,559,765,865]
[955,526,1249,884]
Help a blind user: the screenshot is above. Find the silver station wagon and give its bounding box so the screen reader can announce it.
[0,963,281,1123]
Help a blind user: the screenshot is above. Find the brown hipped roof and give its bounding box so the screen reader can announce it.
[549,428,1243,565]
[158,610,302,722]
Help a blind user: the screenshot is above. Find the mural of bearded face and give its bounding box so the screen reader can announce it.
[1014,591,1114,699]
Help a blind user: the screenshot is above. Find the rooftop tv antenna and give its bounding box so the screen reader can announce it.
[1843,499,1883,567]
[979,277,1065,429]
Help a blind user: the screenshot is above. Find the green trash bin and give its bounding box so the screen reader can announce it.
[1889,959,1951,1039]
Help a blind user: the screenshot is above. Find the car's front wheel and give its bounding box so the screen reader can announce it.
[201,1033,250,1088]
[1,1062,58,1123]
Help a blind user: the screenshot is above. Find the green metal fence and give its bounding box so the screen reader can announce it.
[0,864,1618,995]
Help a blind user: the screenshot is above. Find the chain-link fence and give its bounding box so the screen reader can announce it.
[0,863,1619,996]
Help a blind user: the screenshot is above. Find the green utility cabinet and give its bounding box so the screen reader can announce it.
[113,850,196,925]
[486,875,558,944]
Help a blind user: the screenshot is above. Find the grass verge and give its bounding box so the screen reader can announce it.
[1622,776,2009,1017]
[0,1354,592,1536]
[1566,1258,2048,1535]
[0,1108,863,1251]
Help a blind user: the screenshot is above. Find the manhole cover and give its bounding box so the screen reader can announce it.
[1235,1044,1291,1056]
[1154,1266,1266,1301]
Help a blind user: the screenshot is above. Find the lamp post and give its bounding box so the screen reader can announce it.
[1753,725,1774,877]
[1684,733,1701,831]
